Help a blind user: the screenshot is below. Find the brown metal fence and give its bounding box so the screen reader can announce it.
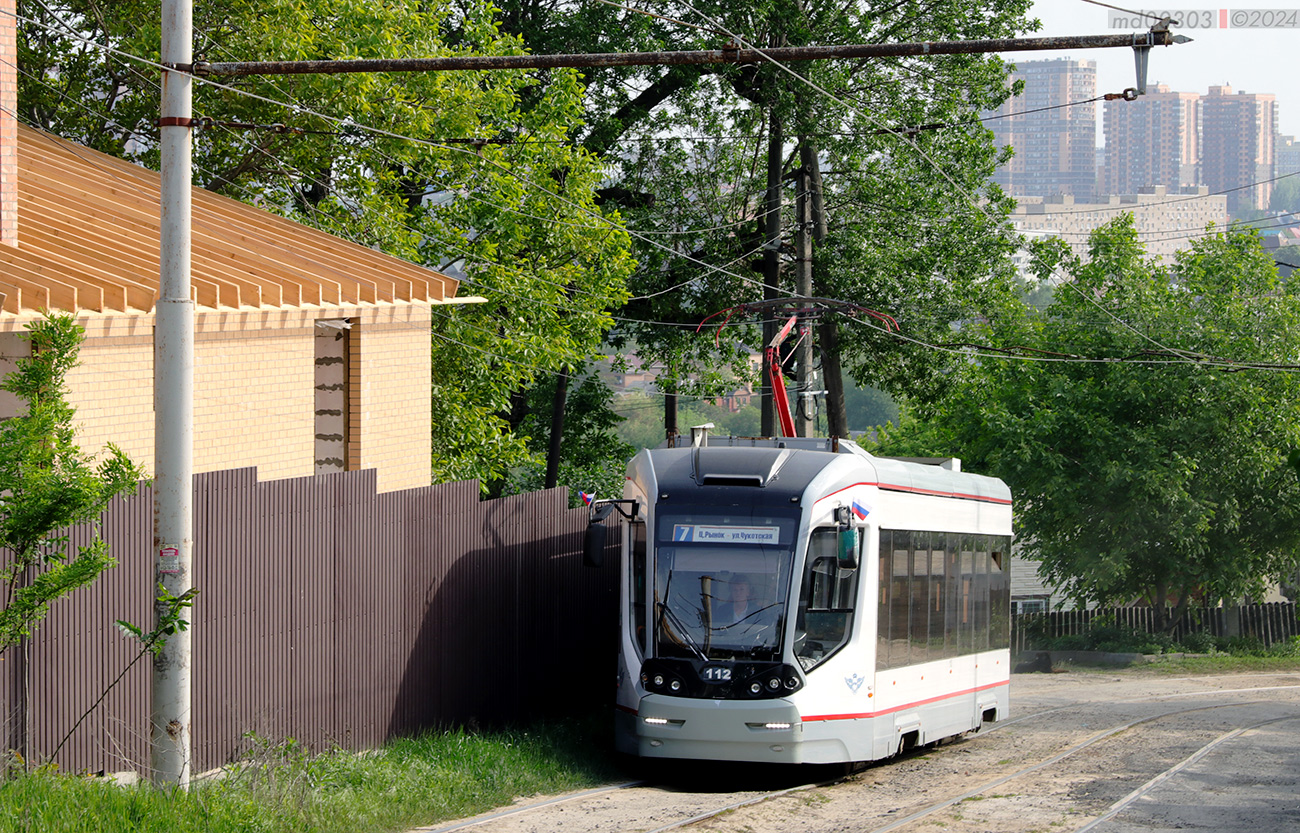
[1011,603,1300,654]
[0,468,620,776]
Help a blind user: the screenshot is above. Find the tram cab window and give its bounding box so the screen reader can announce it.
[630,521,647,655]
[795,528,860,672]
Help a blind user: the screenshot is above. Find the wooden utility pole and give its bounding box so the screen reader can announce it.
[799,138,848,438]
[794,158,814,437]
[759,107,784,438]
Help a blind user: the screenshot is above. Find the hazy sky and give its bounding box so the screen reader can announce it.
[1003,1,1299,142]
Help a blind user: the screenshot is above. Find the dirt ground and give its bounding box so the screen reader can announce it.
[418,669,1300,833]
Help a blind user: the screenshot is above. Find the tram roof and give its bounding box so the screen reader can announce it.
[650,435,1011,507]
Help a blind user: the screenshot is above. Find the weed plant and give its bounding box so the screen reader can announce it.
[0,714,625,833]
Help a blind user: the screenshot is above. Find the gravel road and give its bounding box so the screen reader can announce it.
[417,669,1300,833]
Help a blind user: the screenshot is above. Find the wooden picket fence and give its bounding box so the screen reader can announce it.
[1011,602,1300,654]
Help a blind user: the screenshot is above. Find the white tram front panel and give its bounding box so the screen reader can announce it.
[613,438,1012,764]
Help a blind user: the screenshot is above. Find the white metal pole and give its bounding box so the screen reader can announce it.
[154,0,194,788]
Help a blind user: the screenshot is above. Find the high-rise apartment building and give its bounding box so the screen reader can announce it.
[989,58,1098,199]
[1277,134,1300,177]
[1200,85,1276,214]
[1101,83,1199,195]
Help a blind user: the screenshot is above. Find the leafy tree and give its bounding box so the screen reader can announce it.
[842,378,897,433]
[0,313,146,653]
[507,369,635,505]
[616,392,759,452]
[1272,244,1300,278]
[17,0,634,488]
[1269,176,1300,215]
[874,218,1300,629]
[498,0,1032,432]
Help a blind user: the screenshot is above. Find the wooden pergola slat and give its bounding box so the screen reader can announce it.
[5,125,459,315]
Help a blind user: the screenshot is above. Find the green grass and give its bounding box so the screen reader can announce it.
[1141,654,1300,674]
[1052,653,1300,675]
[0,716,626,833]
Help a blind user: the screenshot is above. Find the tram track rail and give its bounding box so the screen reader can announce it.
[412,676,1300,833]
[637,698,1298,833]
[1073,713,1300,833]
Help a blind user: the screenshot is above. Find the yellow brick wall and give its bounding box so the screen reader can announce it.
[193,326,316,477]
[5,304,434,492]
[349,306,433,492]
[63,327,155,469]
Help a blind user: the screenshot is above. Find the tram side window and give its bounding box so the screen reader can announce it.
[795,528,859,672]
[909,532,931,665]
[890,530,912,669]
[927,535,947,660]
[877,530,892,669]
[877,529,1012,670]
[959,537,976,654]
[630,521,647,655]
[989,538,1011,650]
[944,536,961,659]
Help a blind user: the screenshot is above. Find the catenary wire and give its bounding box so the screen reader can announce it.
[12,5,1297,374]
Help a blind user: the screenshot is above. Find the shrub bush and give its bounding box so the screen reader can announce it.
[1178,630,1218,654]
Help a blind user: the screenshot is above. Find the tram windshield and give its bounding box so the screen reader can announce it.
[653,509,798,661]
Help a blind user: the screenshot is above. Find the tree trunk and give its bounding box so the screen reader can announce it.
[664,390,678,444]
[800,137,847,437]
[819,317,848,438]
[544,371,568,489]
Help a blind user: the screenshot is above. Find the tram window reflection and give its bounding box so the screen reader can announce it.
[890,530,911,669]
[909,531,931,665]
[878,530,892,669]
[877,528,1012,670]
[795,528,859,672]
[631,522,647,654]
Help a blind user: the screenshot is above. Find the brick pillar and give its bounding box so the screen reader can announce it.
[0,0,17,247]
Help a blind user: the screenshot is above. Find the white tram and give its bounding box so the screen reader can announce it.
[588,434,1013,765]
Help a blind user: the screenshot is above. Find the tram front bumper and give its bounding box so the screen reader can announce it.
[622,695,841,764]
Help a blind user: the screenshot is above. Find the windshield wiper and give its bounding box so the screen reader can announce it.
[656,600,708,661]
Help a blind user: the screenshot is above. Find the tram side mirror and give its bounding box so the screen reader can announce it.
[832,505,859,569]
[583,521,608,568]
[838,527,859,569]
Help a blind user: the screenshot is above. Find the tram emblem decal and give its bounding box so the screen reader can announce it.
[845,673,865,693]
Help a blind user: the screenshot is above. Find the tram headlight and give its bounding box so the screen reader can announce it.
[670,680,681,692]
[767,677,781,691]
[750,682,763,695]
[653,674,665,687]
[785,678,798,690]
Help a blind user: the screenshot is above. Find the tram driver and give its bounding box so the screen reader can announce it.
[718,574,780,647]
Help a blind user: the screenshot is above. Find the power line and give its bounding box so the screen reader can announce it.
[22,3,1277,378]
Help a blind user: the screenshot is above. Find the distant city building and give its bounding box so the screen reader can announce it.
[989,58,1098,199]
[1012,187,1228,260]
[1277,134,1300,177]
[1101,83,1199,195]
[1200,85,1276,215]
